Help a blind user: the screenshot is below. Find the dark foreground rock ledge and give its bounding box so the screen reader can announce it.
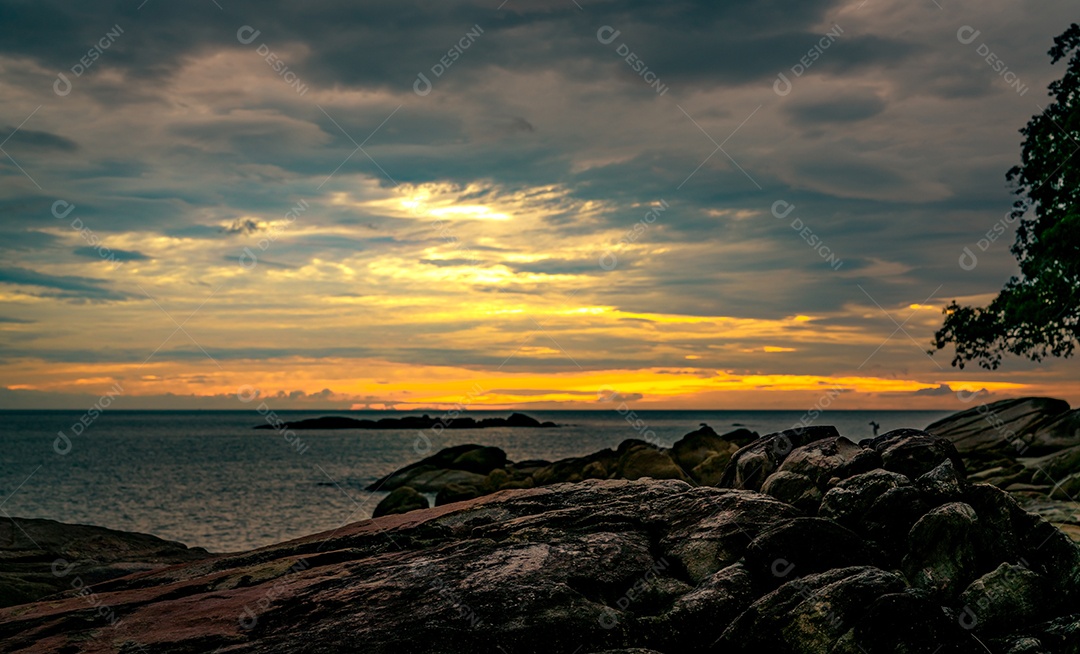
[0,518,210,609]
[2,450,1079,653]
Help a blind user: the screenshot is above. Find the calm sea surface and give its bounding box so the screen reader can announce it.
[0,410,950,553]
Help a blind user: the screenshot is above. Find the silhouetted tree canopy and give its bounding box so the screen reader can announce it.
[934,23,1080,369]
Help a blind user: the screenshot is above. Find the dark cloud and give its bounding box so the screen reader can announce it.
[0,126,78,152]
[73,246,149,261]
[0,266,127,301]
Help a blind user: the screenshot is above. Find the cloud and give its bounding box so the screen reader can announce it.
[0,266,127,301]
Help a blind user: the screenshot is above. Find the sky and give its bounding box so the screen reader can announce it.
[0,0,1077,411]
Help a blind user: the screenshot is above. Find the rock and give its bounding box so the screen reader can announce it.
[959,563,1050,632]
[775,436,881,487]
[760,471,822,512]
[659,489,799,583]
[648,563,752,651]
[367,444,508,491]
[614,441,691,483]
[0,517,208,609]
[858,486,930,557]
[1049,471,1080,500]
[533,449,618,486]
[2,476,1079,653]
[968,485,1080,601]
[1023,444,1080,482]
[715,566,907,653]
[1026,409,1080,455]
[451,446,508,474]
[373,486,430,517]
[690,449,737,486]
[744,517,877,589]
[1014,496,1080,543]
[435,483,483,506]
[719,426,841,491]
[925,397,1070,454]
[669,424,726,472]
[381,467,488,493]
[254,412,560,431]
[915,459,967,505]
[855,589,981,654]
[902,502,980,598]
[868,429,966,481]
[819,469,912,528]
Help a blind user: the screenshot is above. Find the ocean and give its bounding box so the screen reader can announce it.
[0,409,951,553]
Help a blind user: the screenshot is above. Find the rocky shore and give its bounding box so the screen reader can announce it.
[1,397,1079,653]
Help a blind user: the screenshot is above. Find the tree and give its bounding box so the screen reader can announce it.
[933,23,1080,369]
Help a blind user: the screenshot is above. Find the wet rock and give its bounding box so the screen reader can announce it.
[868,429,966,481]
[744,517,876,589]
[715,566,906,654]
[690,449,737,487]
[775,436,881,486]
[915,459,967,505]
[435,483,483,506]
[959,563,1049,632]
[819,469,911,528]
[902,502,980,598]
[614,441,691,483]
[373,486,430,518]
[854,589,980,654]
[719,426,841,491]
[760,471,822,512]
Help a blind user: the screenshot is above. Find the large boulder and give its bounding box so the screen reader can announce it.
[373,486,430,518]
[959,563,1050,633]
[744,517,877,589]
[868,428,966,481]
[367,444,509,492]
[760,471,822,512]
[902,502,981,598]
[1026,409,1080,455]
[715,566,907,653]
[775,436,881,486]
[614,441,691,483]
[719,426,841,491]
[926,397,1071,454]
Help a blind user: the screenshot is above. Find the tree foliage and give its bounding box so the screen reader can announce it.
[934,23,1080,369]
